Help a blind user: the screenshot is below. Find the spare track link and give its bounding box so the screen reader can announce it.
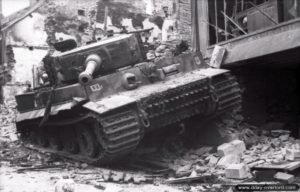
[21,108,142,165]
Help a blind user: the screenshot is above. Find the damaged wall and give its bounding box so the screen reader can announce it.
[39,0,192,45]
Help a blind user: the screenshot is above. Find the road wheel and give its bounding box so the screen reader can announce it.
[36,130,49,147]
[76,123,97,158]
[61,128,79,154]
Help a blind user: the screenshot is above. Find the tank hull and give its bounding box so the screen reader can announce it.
[16,67,241,164]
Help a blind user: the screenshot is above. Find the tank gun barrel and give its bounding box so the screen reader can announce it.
[79,54,102,85]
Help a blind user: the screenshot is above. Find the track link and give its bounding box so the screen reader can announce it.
[19,108,142,165]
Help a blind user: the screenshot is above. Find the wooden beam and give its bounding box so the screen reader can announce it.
[196,0,209,54]
[224,0,228,40]
[221,11,247,34]
[214,0,219,43]
[1,0,46,32]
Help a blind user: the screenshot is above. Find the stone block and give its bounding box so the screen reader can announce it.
[225,163,249,179]
[218,140,246,157]
[274,172,295,184]
[217,154,241,168]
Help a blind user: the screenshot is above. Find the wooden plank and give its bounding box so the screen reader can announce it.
[251,161,300,172]
[214,0,219,43]
[166,174,213,184]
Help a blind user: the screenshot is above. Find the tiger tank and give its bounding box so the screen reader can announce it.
[15,33,241,164]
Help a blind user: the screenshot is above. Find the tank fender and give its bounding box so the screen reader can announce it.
[83,95,137,114]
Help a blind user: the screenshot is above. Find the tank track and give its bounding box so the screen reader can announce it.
[18,108,142,165]
[212,73,242,114]
[18,73,241,164]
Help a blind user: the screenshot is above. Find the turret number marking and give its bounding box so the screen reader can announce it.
[90,83,103,92]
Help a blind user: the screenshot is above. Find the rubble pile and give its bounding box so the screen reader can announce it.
[154,130,300,186]
[145,40,190,62]
[0,98,18,142]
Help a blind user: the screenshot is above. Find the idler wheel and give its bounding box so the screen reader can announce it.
[36,130,49,147]
[29,130,38,144]
[76,124,97,158]
[61,128,79,154]
[48,128,63,151]
[49,135,63,151]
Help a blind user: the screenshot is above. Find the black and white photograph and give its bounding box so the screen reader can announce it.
[0,0,299,191]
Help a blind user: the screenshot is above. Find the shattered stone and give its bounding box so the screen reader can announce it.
[261,145,270,152]
[225,163,249,179]
[123,174,133,183]
[195,165,209,173]
[189,170,197,177]
[102,171,112,182]
[285,148,300,161]
[54,179,76,192]
[217,155,241,168]
[274,172,295,184]
[176,164,192,177]
[111,172,124,182]
[133,176,146,184]
[207,155,219,165]
[190,154,199,160]
[279,134,289,142]
[218,140,246,157]
[80,163,88,169]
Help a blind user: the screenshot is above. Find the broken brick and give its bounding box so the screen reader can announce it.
[133,176,146,184]
[176,164,192,177]
[274,172,295,184]
[124,174,133,183]
[207,155,219,165]
[287,148,300,160]
[218,140,246,157]
[225,163,249,179]
[279,134,289,142]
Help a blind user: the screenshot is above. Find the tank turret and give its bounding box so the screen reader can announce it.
[50,34,145,84]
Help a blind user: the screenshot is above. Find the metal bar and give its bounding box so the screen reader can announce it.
[241,0,244,11]
[103,6,109,34]
[247,1,278,25]
[214,0,219,43]
[201,20,235,37]
[224,0,228,40]
[221,11,247,34]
